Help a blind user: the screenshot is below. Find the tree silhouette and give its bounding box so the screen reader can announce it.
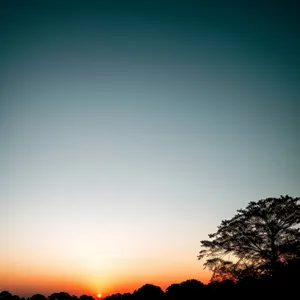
[30,294,47,300]
[166,279,205,299]
[133,284,164,300]
[198,195,300,281]
[0,292,12,300]
[48,293,72,300]
[102,294,122,300]
[165,283,181,300]
[78,295,94,300]
[121,293,132,300]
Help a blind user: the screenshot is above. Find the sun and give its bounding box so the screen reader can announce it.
[97,294,102,299]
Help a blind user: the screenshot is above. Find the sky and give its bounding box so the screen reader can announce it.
[1,0,300,298]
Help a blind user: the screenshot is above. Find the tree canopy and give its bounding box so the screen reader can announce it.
[198,195,300,281]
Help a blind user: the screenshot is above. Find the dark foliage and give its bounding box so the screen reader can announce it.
[3,261,300,300]
[198,195,300,281]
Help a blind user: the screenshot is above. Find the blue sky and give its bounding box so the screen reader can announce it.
[0,1,299,297]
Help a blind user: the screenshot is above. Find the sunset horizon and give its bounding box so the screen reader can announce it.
[2,270,211,299]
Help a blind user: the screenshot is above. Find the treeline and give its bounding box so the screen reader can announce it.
[103,258,299,299]
[0,292,94,300]
[1,258,299,300]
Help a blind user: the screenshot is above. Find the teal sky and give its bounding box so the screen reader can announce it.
[1,1,300,297]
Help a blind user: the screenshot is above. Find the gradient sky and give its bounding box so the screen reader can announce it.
[1,0,300,298]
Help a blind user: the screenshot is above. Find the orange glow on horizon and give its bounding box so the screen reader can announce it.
[86,269,211,297]
[0,271,210,299]
[1,254,211,298]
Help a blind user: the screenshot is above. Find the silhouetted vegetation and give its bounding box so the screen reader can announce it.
[30,295,46,300]
[198,195,300,281]
[2,195,299,300]
[2,262,299,300]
